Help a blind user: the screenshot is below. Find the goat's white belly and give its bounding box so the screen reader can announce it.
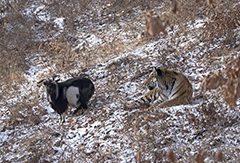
[66,86,81,108]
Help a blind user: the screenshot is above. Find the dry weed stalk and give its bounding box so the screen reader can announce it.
[206,0,213,6]
[224,57,240,108]
[145,11,168,37]
[215,150,224,162]
[201,57,240,108]
[195,149,206,163]
[201,70,227,90]
[202,4,239,46]
[166,149,178,163]
[135,145,144,163]
[171,0,178,14]
[47,41,66,54]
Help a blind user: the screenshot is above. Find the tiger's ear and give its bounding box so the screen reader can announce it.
[154,67,162,76]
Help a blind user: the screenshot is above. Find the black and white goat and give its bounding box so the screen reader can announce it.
[38,75,95,124]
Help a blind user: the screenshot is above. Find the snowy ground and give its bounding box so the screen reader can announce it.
[0,0,240,162]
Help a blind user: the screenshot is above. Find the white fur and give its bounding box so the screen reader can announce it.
[66,86,81,108]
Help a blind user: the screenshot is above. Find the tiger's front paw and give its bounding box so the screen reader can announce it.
[130,103,137,109]
[125,102,139,109]
[149,104,155,110]
[155,102,168,108]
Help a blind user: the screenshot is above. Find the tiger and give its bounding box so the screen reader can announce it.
[127,67,193,109]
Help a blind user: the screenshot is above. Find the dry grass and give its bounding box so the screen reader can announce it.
[202,56,240,108]
[0,0,240,162]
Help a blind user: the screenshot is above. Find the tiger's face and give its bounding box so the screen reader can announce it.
[145,67,173,90]
[145,67,160,90]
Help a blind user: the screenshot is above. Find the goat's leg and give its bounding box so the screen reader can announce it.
[81,102,88,109]
[72,106,84,115]
[72,102,88,115]
[60,113,66,124]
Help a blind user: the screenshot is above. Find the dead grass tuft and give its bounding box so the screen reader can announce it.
[1,0,240,162]
[224,56,240,108]
[201,1,240,46]
[166,149,178,163]
[195,149,206,163]
[215,150,224,162]
[202,56,240,108]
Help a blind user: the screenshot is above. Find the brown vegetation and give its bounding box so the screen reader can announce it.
[0,0,240,162]
[201,56,240,108]
[145,10,168,37]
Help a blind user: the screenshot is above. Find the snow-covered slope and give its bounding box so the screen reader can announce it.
[0,0,240,162]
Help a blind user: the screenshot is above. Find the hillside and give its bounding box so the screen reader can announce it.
[0,0,240,162]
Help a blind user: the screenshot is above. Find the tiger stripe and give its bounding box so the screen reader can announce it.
[127,67,193,109]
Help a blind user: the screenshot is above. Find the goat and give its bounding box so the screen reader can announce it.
[37,75,95,124]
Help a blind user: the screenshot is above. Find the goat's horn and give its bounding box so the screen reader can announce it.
[37,78,48,87]
[52,74,60,80]
[52,74,60,82]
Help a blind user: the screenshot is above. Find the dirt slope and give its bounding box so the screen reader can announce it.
[0,0,240,162]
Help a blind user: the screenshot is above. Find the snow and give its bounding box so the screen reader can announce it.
[33,5,50,21]
[1,1,240,162]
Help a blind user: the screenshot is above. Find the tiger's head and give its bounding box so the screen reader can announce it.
[145,67,161,90]
[145,67,173,90]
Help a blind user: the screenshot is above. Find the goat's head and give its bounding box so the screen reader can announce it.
[37,75,60,103]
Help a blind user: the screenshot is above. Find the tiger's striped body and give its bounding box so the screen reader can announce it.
[128,67,193,109]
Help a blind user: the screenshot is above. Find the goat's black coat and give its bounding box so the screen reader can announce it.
[59,77,95,114]
[41,77,95,123]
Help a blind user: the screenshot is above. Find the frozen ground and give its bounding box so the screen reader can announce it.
[0,0,240,162]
